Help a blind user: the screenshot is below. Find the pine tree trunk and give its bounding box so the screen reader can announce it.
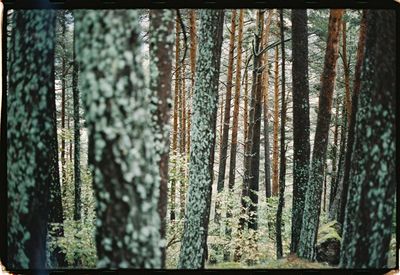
[337,10,368,228]
[72,20,81,222]
[60,12,67,196]
[298,9,344,260]
[340,10,395,268]
[149,9,174,269]
[237,53,250,236]
[170,18,181,222]
[290,9,310,255]
[7,10,56,269]
[328,95,340,210]
[276,9,287,259]
[247,9,264,232]
[187,10,197,153]
[227,8,244,201]
[179,52,187,219]
[178,10,224,269]
[272,45,279,196]
[75,10,161,268]
[225,9,244,259]
[215,10,237,224]
[262,11,273,200]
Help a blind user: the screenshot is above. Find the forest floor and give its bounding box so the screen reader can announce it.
[206,255,332,269]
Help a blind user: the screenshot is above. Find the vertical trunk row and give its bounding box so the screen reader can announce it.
[215,10,237,223]
[298,9,344,260]
[149,9,175,268]
[178,10,225,269]
[290,9,310,255]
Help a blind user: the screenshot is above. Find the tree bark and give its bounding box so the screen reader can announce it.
[261,11,273,200]
[75,10,162,268]
[7,10,56,269]
[276,9,287,259]
[290,9,310,255]
[170,18,181,222]
[149,9,174,269]
[340,10,395,268]
[215,10,237,224]
[272,45,279,196]
[179,50,187,219]
[298,9,344,260]
[72,19,81,222]
[187,10,197,153]
[337,10,368,228]
[178,10,224,269]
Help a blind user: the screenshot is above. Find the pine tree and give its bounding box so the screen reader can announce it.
[178,10,224,269]
[149,9,175,268]
[72,16,81,222]
[298,9,344,260]
[75,10,161,268]
[337,10,368,227]
[340,10,395,268]
[290,9,310,254]
[227,9,244,200]
[215,10,237,224]
[272,45,279,196]
[7,10,56,269]
[261,10,273,199]
[187,10,197,153]
[276,9,287,258]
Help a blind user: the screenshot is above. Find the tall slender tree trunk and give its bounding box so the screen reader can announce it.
[215,10,237,224]
[262,11,273,200]
[247,9,264,232]
[75,10,161,268]
[179,56,187,219]
[7,10,56,269]
[337,11,368,228]
[328,95,340,210]
[298,9,344,260]
[225,9,244,259]
[72,20,81,222]
[243,56,249,144]
[290,9,310,255]
[340,10,395,268]
[272,45,279,196]
[178,10,224,269]
[276,9,287,259]
[227,8,244,202]
[149,9,174,268]
[187,10,197,153]
[60,13,67,193]
[170,18,181,222]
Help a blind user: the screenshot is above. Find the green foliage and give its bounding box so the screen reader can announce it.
[49,166,97,267]
[207,188,292,266]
